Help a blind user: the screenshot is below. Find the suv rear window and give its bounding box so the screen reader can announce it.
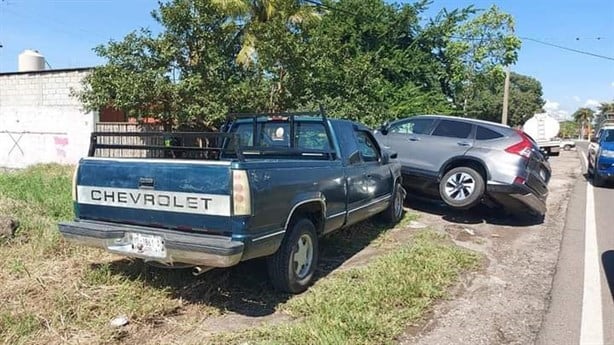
[476,126,504,140]
[432,120,472,139]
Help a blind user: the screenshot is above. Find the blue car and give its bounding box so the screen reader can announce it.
[588,128,614,187]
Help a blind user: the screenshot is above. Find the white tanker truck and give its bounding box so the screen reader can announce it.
[522,113,562,156]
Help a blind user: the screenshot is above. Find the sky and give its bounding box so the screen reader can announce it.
[0,0,613,121]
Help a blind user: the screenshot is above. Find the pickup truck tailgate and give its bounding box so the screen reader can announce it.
[75,158,232,234]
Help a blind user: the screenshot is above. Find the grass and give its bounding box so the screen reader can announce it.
[0,164,481,345]
[215,230,480,345]
[0,165,184,344]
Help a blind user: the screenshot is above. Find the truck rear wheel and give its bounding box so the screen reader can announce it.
[267,218,318,293]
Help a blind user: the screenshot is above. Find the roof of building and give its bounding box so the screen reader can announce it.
[0,67,94,77]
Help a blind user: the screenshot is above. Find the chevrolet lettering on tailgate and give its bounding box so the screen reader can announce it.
[77,186,231,216]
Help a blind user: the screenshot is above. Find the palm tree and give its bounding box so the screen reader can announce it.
[211,0,319,66]
[573,107,595,139]
[595,101,614,128]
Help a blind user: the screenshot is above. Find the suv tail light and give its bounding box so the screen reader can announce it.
[505,130,533,159]
[232,170,252,216]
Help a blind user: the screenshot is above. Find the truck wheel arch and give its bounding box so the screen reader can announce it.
[284,198,326,236]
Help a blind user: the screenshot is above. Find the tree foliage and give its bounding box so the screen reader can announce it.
[464,71,545,127]
[76,0,525,129]
[559,121,579,139]
[573,107,595,139]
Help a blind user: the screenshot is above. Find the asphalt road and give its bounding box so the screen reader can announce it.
[537,142,613,345]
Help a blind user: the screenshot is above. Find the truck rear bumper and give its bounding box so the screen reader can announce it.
[58,220,244,267]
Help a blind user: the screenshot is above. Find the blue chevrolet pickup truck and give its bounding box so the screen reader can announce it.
[59,112,404,293]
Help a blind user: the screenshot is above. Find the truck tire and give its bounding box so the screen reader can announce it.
[439,166,485,210]
[563,144,572,151]
[267,218,318,293]
[379,181,405,225]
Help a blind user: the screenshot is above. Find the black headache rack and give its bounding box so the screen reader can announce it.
[88,131,244,161]
[88,109,336,161]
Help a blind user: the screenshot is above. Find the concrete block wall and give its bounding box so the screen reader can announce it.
[0,68,95,169]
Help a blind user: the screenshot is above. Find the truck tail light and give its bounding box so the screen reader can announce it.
[72,165,79,202]
[505,131,533,159]
[232,170,251,216]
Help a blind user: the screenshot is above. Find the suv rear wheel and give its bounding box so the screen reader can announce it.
[439,166,485,209]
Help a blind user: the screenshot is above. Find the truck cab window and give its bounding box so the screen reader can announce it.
[355,131,380,162]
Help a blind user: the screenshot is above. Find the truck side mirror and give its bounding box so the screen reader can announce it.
[380,150,397,165]
[380,122,390,135]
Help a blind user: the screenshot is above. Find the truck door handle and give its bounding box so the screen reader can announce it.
[139,177,155,189]
[457,142,471,147]
[408,137,420,142]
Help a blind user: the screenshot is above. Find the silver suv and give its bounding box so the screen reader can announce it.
[374,115,551,215]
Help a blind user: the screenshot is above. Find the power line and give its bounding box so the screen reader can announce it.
[519,36,614,61]
[303,1,614,63]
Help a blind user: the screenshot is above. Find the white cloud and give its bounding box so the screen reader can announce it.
[611,81,614,87]
[584,99,600,109]
[543,100,571,121]
[573,96,581,102]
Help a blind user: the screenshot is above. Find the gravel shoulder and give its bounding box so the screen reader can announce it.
[400,150,581,345]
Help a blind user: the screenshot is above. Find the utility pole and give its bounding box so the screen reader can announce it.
[501,65,510,125]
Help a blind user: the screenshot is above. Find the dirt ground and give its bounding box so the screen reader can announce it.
[97,150,580,344]
[400,150,581,345]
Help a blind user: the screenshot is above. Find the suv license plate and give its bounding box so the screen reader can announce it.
[128,233,166,258]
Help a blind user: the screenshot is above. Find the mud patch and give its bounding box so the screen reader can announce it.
[400,151,580,345]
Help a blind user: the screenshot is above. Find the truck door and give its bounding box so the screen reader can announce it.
[345,130,393,225]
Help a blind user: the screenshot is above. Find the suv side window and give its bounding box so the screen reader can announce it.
[355,130,380,163]
[389,118,435,135]
[432,120,473,139]
[476,126,504,140]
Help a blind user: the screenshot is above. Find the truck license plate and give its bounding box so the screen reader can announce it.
[128,233,166,258]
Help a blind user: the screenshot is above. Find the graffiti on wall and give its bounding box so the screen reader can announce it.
[54,136,69,158]
[1,131,69,158]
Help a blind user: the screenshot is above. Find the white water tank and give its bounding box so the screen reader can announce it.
[18,50,45,72]
[523,113,560,141]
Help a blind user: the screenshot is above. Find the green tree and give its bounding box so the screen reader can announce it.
[559,121,579,139]
[211,0,320,111]
[573,107,595,139]
[76,0,524,129]
[464,72,545,127]
[76,0,268,129]
[438,5,521,113]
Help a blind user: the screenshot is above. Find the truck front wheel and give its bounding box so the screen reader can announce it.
[379,181,405,225]
[267,218,319,293]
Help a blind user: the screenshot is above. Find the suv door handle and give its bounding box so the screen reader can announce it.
[457,142,471,147]
[408,137,420,142]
